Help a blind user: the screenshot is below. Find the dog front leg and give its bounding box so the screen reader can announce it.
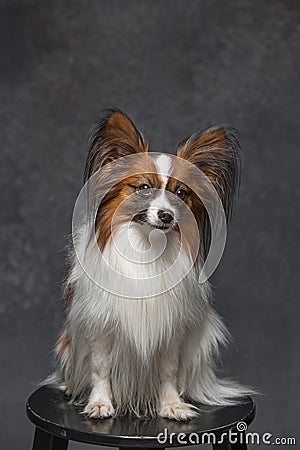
[158,347,198,421]
[83,339,115,419]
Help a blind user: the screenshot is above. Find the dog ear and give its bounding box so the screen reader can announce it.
[177,126,240,217]
[84,108,148,181]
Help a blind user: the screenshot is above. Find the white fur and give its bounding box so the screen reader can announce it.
[47,218,253,420]
[147,196,175,228]
[155,154,172,188]
[147,154,174,227]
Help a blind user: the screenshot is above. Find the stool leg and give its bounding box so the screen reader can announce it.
[213,438,231,449]
[32,427,69,450]
[212,432,248,449]
[120,448,164,450]
[231,431,247,449]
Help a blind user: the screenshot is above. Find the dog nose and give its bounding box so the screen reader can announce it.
[158,209,174,224]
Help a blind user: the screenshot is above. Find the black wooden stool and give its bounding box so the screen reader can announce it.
[26,386,255,449]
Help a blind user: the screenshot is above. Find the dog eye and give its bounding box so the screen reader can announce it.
[137,184,152,195]
[176,189,187,201]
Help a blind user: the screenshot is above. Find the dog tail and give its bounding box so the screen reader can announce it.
[180,306,257,405]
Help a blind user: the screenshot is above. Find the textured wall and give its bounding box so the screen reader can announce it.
[1,1,299,449]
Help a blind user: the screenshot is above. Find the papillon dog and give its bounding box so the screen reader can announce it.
[47,108,252,421]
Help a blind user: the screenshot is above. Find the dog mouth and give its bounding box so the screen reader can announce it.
[152,223,174,230]
[132,212,176,230]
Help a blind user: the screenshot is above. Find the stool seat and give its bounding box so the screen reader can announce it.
[26,386,255,449]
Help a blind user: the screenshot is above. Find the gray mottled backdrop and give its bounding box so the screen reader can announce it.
[1,1,299,449]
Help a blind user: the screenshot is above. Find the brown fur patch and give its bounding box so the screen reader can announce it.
[56,329,69,357]
[176,126,240,256]
[165,172,202,259]
[176,126,240,218]
[85,109,148,181]
[63,259,75,307]
[96,156,162,250]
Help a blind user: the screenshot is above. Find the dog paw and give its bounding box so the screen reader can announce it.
[159,401,199,421]
[83,401,115,419]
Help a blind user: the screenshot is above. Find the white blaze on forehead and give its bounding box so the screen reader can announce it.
[155,154,172,188]
[147,154,174,226]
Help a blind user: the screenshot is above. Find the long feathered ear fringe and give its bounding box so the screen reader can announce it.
[84,107,148,182]
[177,126,241,257]
[177,126,241,219]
